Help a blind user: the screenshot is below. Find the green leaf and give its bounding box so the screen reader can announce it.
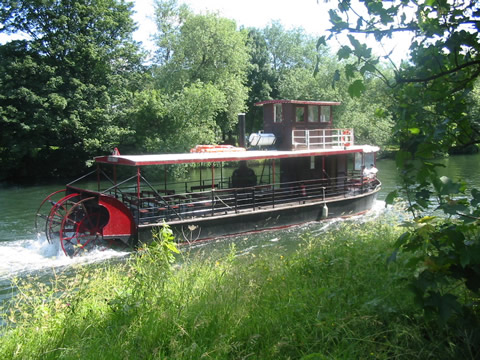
[416,142,437,158]
[425,292,461,324]
[313,56,320,78]
[438,176,461,195]
[316,36,326,50]
[360,62,376,75]
[337,46,352,60]
[394,231,411,248]
[347,34,361,51]
[347,79,365,98]
[395,150,412,169]
[385,190,398,205]
[374,108,386,118]
[331,69,341,88]
[165,241,180,254]
[387,249,398,264]
[460,248,471,268]
[345,64,356,79]
[471,188,480,207]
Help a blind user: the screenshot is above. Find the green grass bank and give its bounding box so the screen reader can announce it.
[0,216,468,359]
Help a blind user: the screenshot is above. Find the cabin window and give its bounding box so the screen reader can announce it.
[274,104,283,123]
[365,153,375,168]
[354,153,362,171]
[308,105,319,122]
[296,106,305,122]
[320,106,331,123]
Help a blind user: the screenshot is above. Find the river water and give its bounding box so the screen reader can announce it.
[1,154,479,302]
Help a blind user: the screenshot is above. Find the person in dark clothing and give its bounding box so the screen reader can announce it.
[232,161,257,188]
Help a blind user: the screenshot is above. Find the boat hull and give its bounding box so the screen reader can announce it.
[137,187,379,244]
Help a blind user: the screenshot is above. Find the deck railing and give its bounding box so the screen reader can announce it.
[128,175,380,225]
[292,128,354,149]
[67,167,379,226]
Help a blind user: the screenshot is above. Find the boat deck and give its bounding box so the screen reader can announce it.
[127,176,381,227]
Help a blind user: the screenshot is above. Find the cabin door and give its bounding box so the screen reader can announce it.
[336,155,347,179]
[325,155,347,183]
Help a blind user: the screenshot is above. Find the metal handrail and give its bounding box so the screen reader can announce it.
[138,175,379,223]
[292,128,354,149]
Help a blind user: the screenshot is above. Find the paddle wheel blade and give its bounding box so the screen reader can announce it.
[35,189,67,241]
[60,197,108,257]
[36,191,82,244]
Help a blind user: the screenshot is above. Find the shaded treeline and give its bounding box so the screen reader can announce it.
[0,0,396,182]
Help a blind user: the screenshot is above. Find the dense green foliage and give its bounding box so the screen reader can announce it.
[326,0,480,344]
[3,218,478,359]
[0,0,143,179]
[0,0,398,181]
[244,21,395,147]
[1,0,479,348]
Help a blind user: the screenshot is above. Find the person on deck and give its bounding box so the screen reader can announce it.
[232,161,257,188]
[363,164,378,179]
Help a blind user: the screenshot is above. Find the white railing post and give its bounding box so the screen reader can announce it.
[291,128,354,150]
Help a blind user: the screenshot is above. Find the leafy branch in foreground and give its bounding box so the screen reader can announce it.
[387,169,480,352]
[324,0,480,91]
[324,0,480,351]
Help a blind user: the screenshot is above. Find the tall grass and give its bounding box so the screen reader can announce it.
[0,216,467,359]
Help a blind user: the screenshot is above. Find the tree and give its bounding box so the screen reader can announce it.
[129,83,226,155]
[326,0,480,350]
[325,0,479,148]
[243,27,277,133]
[245,23,332,133]
[153,0,191,65]
[153,8,250,142]
[244,21,394,148]
[0,0,142,180]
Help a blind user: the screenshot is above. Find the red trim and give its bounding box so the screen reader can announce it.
[137,167,141,199]
[175,209,371,246]
[211,164,215,189]
[99,195,135,238]
[95,148,370,167]
[272,159,276,185]
[255,99,341,107]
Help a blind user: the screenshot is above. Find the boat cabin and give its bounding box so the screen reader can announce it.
[255,100,344,151]
[254,100,358,189]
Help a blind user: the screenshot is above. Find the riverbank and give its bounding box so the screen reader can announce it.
[1,214,471,359]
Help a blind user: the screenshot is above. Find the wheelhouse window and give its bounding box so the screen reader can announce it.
[308,105,319,122]
[365,153,375,168]
[274,104,283,123]
[296,106,305,122]
[320,106,331,123]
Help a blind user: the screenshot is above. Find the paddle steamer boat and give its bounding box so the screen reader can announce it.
[36,100,381,256]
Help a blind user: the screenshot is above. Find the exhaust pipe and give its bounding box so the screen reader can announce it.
[238,113,246,148]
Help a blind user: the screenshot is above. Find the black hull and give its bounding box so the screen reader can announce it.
[137,188,379,244]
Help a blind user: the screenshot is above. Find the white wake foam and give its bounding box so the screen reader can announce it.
[0,235,129,281]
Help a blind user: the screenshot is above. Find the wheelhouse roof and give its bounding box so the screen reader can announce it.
[254,100,341,107]
[95,146,379,167]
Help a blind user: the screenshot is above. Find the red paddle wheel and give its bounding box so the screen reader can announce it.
[36,190,81,243]
[59,197,107,257]
[36,191,108,257]
[37,188,134,257]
